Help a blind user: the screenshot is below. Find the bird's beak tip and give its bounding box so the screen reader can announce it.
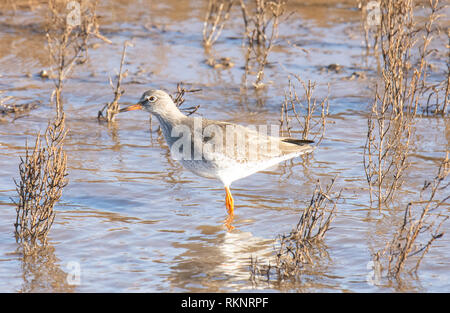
[119,103,143,113]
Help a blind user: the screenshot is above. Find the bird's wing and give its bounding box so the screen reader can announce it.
[200,119,314,162]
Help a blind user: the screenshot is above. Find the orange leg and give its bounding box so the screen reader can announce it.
[225,186,234,216]
[224,186,235,230]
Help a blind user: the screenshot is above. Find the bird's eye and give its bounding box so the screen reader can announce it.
[147,96,157,102]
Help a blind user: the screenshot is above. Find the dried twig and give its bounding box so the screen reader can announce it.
[363,0,444,209]
[203,0,234,48]
[359,0,447,116]
[250,178,341,283]
[280,74,329,145]
[423,26,449,116]
[46,0,107,117]
[171,83,202,116]
[13,115,68,255]
[373,154,449,281]
[98,41,132,122]
[240,0,285,89]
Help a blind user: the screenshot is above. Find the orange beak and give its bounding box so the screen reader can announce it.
[119,103,142,112]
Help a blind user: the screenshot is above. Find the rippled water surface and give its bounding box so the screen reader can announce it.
[0,0,449,292]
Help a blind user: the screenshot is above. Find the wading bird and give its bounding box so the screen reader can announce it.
[119,90,314,229]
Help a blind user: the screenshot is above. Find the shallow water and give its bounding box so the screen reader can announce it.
[0,0,449,292]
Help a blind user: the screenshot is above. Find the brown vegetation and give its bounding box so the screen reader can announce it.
[239,0,285,89]
[373,154,449,281]
[46,0,107,118]
[250,178,341,283]
[13,115,68,255]
[202,0,234,49]
[361,0,449,284]
[280,74,329,145]
[363,0,445,209]
[98,41,132,122]
[422,22,449,116]
[171,83,202,115]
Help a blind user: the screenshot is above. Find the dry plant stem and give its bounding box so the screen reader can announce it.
[359,0,447,115]
[203,0,234,48]
[280,74,329,144]
[83,0,112,45]
[437,28,449,116]
[293,178,340,242]
[363,0,444,209]
[444,28,450,115]
[239,0,285,88]
[374,154,449,280]
[13,115,68,255]
[250,178,341,282]
[98,41,131,122]
[47,0,105,117]
[171,83,202,116]
[364,87,414,209]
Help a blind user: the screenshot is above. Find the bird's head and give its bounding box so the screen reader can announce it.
[119,89,176,116]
